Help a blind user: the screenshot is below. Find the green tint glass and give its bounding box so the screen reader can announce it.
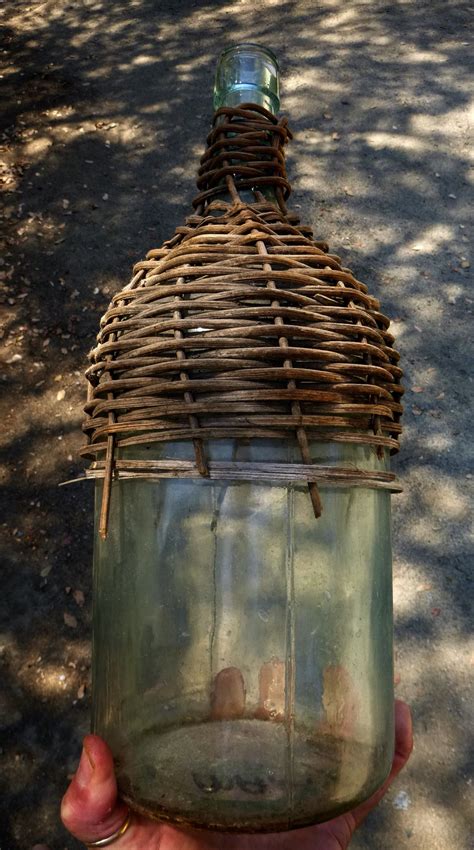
[92,441,394,831]
[214,44,280,113]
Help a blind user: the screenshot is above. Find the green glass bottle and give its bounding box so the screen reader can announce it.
[91,44,395,832]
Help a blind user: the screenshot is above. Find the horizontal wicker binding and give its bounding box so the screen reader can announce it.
[82,104,403,537]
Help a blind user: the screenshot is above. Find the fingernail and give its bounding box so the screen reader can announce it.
[75,743,95,787]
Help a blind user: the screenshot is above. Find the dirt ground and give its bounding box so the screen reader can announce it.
[1,1,472,848]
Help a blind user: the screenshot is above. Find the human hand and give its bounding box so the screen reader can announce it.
[61,700,412,850]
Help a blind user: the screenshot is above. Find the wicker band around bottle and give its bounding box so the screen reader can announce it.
[82,104,403,537]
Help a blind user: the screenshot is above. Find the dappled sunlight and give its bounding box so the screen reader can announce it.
[392,561,439,613]
[361,131,429,154]
[403,464,472,530]
[409,472,470,521]
[403,517,447,549]
[401,224,456,256]
[411,101,474,135]
[404,296,444,324]
[414,809,469,848]
[418,432,454,452]
[1,1,472,848]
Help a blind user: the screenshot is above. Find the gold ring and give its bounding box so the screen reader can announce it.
[85,810,132,847]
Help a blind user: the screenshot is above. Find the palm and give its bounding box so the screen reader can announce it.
[61,701,412,850]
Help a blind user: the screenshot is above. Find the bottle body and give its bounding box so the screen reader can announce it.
[92,440,394,831]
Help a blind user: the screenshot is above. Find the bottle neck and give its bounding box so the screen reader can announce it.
[212,44,280,207]
[214,43,280,114]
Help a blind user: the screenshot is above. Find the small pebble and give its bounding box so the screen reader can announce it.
[63,612,77,629]
[393,790,411,810]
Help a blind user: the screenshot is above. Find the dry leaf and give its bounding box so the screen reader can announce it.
[64,612,77,628]
[412,405,423,416]
[73,589,85,607]
[77,684,86,699]
[412,386,424,393]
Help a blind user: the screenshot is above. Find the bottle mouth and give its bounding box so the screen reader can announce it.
[218,43,280,70]
[213,43,280,114]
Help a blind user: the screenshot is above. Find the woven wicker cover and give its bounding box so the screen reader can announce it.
[82,105,403,537]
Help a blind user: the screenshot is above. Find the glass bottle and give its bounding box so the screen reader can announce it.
[91,44,395,832]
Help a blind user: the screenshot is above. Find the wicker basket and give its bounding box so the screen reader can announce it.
[82,104,403,537]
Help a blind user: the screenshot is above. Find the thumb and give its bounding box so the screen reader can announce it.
[61,734,129,845]
[349,699,414,830]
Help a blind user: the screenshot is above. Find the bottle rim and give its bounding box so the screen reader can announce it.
[218,43,280,72]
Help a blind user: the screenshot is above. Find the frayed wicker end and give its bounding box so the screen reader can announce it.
[82,104,403,538]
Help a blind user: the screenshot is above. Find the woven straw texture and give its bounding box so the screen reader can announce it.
[82,105,403,536]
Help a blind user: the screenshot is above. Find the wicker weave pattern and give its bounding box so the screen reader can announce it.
[193,104,293,209]
[82,105,403,536]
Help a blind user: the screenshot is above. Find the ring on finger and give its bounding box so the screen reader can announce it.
[85,810,132,847]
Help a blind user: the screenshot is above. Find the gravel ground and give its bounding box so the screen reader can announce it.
[1,1,472,848]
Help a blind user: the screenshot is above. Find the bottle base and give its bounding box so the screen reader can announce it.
[115,719,386,832]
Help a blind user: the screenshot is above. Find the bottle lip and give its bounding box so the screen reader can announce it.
[214,43,280,113]
[218,43,280,71]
